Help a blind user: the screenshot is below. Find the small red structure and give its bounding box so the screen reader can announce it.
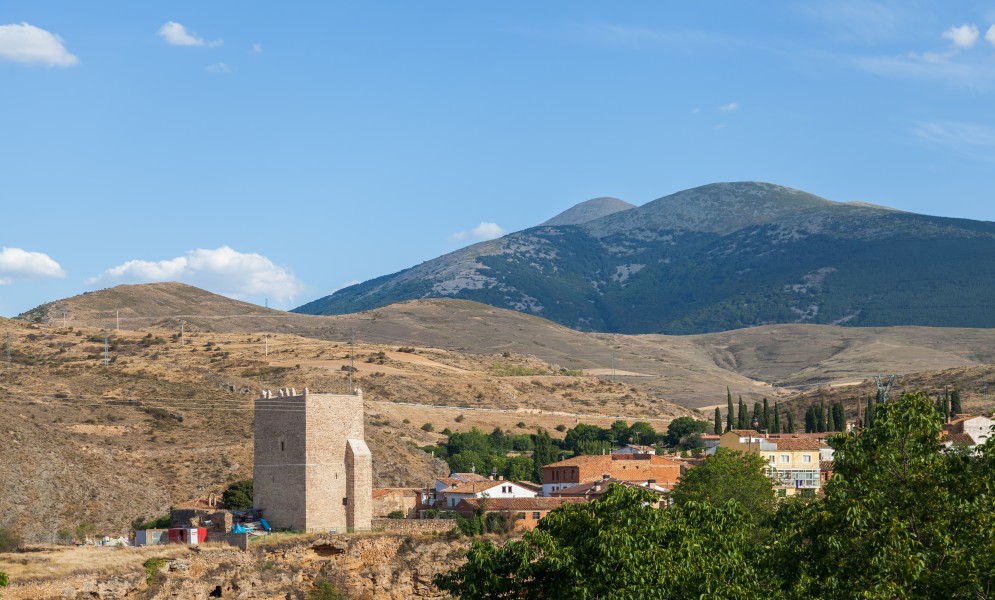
[167,527,207,545]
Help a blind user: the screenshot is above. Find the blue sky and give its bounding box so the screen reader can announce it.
[3,1,995,316]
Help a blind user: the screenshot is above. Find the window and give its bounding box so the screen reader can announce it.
[802,454,812,463]
[342,497,348,506]
[517,512,525,519]
[532,512,541,520]
[280,441,285,452]
[780,454,790,463]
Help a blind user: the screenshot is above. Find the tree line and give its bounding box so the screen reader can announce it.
[435,393,995,599]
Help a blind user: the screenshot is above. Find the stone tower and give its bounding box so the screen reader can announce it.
[253,387,372,532]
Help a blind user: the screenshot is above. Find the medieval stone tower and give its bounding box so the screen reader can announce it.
[253,387,372,532]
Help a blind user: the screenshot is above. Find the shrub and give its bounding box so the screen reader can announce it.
[421,423,434,432]
[455,414,465,423]
[223,479,253,510]
[0,528,20,553]
[308,581,343,600]
[555,424,567,432]
[133,514,171,530]
[387,510,405,519]
[143,557,166,584]
[515,421,527,429]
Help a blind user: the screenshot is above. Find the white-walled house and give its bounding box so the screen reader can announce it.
[439,480,538,508]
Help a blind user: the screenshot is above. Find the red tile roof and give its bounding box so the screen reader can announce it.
[458,497,586,512]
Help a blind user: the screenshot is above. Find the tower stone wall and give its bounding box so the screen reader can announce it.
[253,388,372,532]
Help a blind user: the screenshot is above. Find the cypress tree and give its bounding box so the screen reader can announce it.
[838,401,847,431]
[865,395,876,428]
[751,402,761,430]
[762,397,770,432]
[786,411,795,433]
[805,406,816,433]
[816,402,826,433]
[738,397,747,429]
[714,407,722,435]
[773,402,781,434]
[951,389,962,416]
[726,388,734,432]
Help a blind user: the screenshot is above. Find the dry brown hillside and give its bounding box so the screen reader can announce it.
[0,312,691,542]
[22,282,995,408]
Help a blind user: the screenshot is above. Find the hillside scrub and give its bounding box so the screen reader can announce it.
[436,393,995,599]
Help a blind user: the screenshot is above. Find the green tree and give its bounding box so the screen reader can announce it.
[434,484,778,599]
[669,448,776,520]
[738,397,748,429]
[0,528,19,553]
[627,421,658,446]
[772,402,781,434]
[714,407,722,435]
[804,406,817,433]
[865,394,876,428]
[751,402,761,430]
[762,397,770,432]
[950,389,963,416]
[726,388,734,432]
[531,429,556,483]
[776,393,995,599]
[785,411,795,433]
[222,479,253,510]
[662,416,709,449]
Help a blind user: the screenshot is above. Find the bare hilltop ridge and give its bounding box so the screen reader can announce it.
[20,282,995,406]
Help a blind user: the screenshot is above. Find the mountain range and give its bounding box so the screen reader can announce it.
[293,182,995,334]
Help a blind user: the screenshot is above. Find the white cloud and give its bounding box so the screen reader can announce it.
[158,21,222,47]
[206,62,230,74]
[0,22,78,67]
[942,24,979,49]
[250,43,263,55]
[913,120,995,147]
[451,222,505,242]
[0,247,65,282]
[718,102,739,112]
[986,25,995,46]
[87,246,305,303]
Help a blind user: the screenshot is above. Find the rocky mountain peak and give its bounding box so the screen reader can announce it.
[541,197,636,226]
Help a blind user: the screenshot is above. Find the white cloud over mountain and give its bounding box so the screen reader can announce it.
[452,222,505,241]
[0,247,66,284]
[0,22,78,67]
[87,246,304,303]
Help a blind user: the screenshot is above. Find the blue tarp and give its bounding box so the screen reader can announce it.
[231,523,248,534]
[259,518,272,532]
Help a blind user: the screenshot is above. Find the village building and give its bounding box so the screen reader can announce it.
[541,453,682,496]
[372,488,428,519]
[453,497,586,530]
[253,387,372,533]
[439,480,538,508]
[716,429,826,496]
[943,415,994,448]
[550,476,669,508]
